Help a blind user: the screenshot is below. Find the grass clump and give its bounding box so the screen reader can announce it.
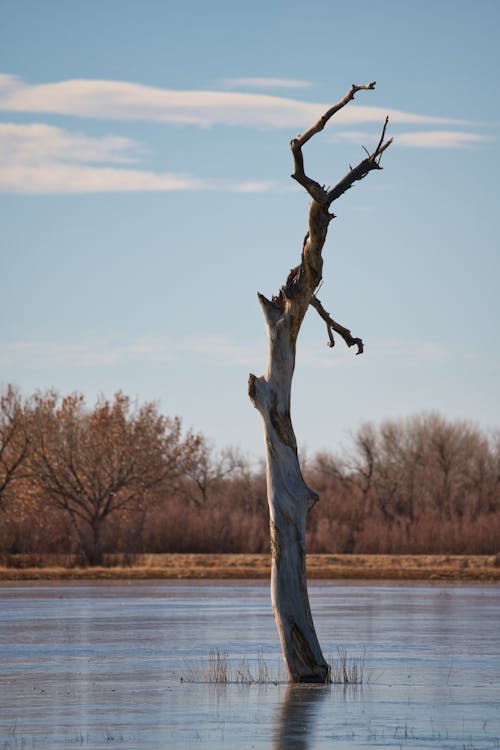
[182,648,229,684]
[330,647,365,685]
[182,647,366,685]
[181,649,280,684]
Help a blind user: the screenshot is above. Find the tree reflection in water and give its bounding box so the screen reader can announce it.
[273,684,329,749]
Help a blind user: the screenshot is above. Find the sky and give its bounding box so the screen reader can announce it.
[1,0,499,462]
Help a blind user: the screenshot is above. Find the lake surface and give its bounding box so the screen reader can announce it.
[0,580,499,749]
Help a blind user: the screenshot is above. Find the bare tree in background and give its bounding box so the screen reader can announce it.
[0,385,30,512]
[183,436,245,507]
[248,82,392,683]
[30,391,199,564]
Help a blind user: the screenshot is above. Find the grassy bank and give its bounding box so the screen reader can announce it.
[1,553,499,581]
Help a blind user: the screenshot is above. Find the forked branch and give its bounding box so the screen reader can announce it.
[289,82,391,354]
[290,82,392,207]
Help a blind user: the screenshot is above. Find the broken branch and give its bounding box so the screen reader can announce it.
[310,295,364,355]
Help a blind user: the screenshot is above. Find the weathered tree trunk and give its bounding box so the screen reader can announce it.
[249,82,391,683]
[248,290,329,682]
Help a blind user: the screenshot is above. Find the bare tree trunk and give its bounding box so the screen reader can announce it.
[249,82,391,683]
[249,302,329,682]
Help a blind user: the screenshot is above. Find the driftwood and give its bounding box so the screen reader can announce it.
[248,82,392,682]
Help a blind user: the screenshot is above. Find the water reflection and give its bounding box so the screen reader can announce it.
[273,684,329,749]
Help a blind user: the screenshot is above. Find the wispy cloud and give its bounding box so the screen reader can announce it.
[182,336,261,366]
[0,122,141,164]
[329,130,375,144]
[331,128,490,150]
[395,130,491,148]
[0,73,471,130]
[222,77,314,90]
[0,75,489,194]
[0,122,273,194]
[182,335,446,369]
[0,334,446,372]
[295,337,447,369]
[0,162,213,195]
[231,180,273,193]
[0,335,262,369]
[0,339,179,368]
[372,339,447,363]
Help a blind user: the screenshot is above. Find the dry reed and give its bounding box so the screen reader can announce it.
[181,649,281,684]
[329,647,365,685]
[181,647,366,685]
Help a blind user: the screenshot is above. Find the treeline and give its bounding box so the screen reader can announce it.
[1,385,499,564]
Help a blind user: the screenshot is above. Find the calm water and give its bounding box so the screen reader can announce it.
[0,580,499,749]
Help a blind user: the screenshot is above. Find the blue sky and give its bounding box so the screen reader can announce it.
[1,0,499,460]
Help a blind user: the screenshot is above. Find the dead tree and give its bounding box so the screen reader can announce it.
[248,82,392,683]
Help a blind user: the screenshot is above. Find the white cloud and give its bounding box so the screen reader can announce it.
[331,129,490,150]
[222,77,314,90]
[0,122,274,194]
[0,73,471,130]
[0,76,489,194]
[0,122,140,165]
[395,131,491,148]
[0,74,321,128]
[329,130,375,144]
[231,180,273,193]
[0,162,213,194]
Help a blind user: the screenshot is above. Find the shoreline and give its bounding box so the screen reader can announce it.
[1,553,499,581]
